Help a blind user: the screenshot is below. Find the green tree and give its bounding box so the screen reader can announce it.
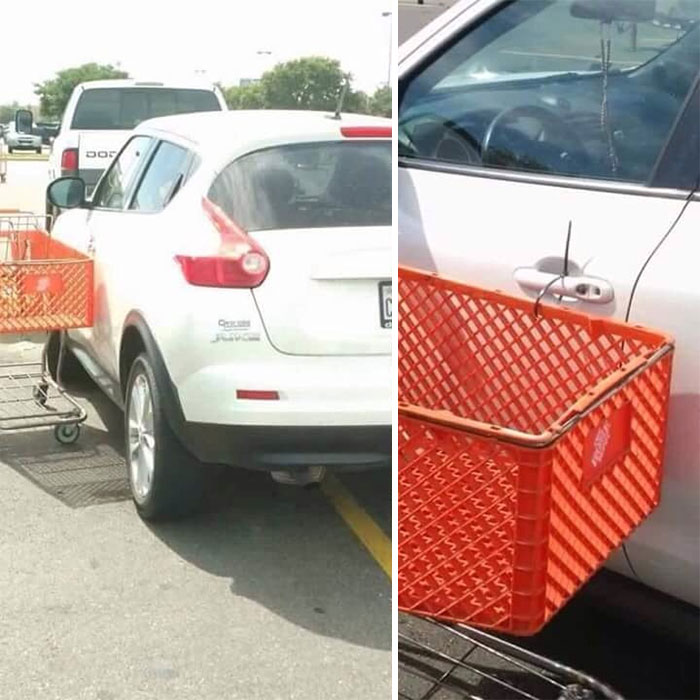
[259,56,351,111]
[368,85,392,118]
[223,82,266,109]
[34,63,129,120]
[343,89,370,114]
[224,57,374,115]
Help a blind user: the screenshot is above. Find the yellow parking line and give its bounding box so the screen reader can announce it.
[321,474,392,580]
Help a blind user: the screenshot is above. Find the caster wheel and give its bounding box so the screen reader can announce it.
[54,423,80,445]
[33,382,49,406]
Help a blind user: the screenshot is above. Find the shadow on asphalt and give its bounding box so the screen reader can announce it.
[149,471,391,651]
[512,592,700,700]
[1,375,391,652]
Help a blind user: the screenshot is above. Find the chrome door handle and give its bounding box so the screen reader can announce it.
[514,268,614,304]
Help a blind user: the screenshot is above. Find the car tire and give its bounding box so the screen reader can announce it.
[45,331,88,386]
[35,148,41,155]
[125,353,204,521]
[7,147,13,154]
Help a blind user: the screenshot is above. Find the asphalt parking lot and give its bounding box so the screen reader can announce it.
[0,158,391,699]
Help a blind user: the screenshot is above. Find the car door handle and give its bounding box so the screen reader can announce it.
[514,267,614,304]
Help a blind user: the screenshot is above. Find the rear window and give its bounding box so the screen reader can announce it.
[71,88,221,130]
[208,141,392,231]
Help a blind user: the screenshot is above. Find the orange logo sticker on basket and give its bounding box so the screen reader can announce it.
[22,273,64,295]
[582,401,632,485]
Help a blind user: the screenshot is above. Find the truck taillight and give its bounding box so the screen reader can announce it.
[61,148,78,172]
[175,198,270,288]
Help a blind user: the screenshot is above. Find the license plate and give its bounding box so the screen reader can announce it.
[379,281,392,329]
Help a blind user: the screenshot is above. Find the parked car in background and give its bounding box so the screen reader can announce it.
[34,121,60,145]
[399,0,699,615]
[45,110,392,521]
[47,79,228,208]
[3,123,42,153]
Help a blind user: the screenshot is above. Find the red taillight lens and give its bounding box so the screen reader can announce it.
[236,390,280,401]
[61,148,78,171]
[340,126,392,138]
[176,198,270,288]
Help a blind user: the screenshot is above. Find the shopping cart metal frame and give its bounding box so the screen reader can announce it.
[0,212,89,444]
[399,614,624,700]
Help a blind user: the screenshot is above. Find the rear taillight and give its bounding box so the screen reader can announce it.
[175,198,270,288]
[340,126,392,138]
[61,148,78,172]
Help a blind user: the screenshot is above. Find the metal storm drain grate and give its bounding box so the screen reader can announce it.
[0,427,128,508]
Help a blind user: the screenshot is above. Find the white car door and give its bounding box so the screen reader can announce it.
[399,0,699,603]
[53,135,154,391]
[84,138,195,387]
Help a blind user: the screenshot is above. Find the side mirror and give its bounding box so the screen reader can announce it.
[14,109,34,135]
[47,177,86,209]
[571,0,656,22]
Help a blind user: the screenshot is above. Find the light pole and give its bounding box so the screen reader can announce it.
[382,11,392,87]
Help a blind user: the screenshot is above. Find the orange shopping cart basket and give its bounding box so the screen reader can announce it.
[398,266,674,636]
[0,216,93,334]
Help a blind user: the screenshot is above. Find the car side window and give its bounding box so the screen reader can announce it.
[399,0,699,187]
[92,136,151,209]
[129,141,191,212]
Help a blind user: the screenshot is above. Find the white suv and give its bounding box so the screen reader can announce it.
[399,0,699,610]
[47,79,227,203]
[46,110,392,520]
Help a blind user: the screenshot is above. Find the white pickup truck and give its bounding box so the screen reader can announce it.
[47,79,227,216]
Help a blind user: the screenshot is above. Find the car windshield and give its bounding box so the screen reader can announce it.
[71,88,221,130]
[208,140,392,230]
[399,0,699,184]
[403,0,699,95]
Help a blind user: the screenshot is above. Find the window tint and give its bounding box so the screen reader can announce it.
[399,0,699,186]
[130,141,191,212]
[208,141,392,231]
[71,88,221,130]
[92,136,151,209]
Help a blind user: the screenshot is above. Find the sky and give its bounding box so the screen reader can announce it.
[0,0,393,106]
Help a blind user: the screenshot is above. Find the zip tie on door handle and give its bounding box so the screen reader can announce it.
[533,220,573,319]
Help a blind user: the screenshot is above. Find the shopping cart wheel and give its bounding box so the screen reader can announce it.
[33,382,49,407]
[54,423,80,445]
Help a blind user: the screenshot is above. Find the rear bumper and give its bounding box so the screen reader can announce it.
[176,357,391,427]
[7,142,41,150]
[180,422,391,471]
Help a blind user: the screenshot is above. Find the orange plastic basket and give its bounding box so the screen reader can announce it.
[398,266,674,636]
[0,228,93,334]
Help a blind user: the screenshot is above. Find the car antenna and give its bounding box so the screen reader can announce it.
[331,77,350,120]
